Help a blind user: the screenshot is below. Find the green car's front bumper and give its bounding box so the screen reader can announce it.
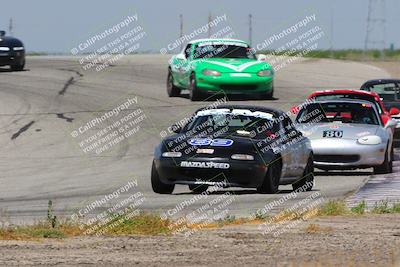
[196,73,273,94]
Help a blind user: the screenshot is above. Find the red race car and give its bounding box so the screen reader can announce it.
[297,89,400,125]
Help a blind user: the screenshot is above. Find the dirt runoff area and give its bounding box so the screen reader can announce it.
[0,214,399,266]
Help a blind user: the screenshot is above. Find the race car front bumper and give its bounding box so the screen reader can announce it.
[154,157,268,188]
[196,73,273,94]
[310,138,386,170]
[0,50,25,67]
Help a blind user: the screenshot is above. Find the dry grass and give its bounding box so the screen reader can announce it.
[304,223,333,234]
[1,200,400,240]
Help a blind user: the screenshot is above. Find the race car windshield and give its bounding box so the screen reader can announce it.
[193,44,255,59]
[184,113,277,136]
[313,94,382,114]
[296,102,380,125]
[363,82,400,101]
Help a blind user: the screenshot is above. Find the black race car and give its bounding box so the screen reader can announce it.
[151,104,314,194]
[0,31,25,71]
[361,79,400,145]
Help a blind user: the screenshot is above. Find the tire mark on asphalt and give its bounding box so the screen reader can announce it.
[57,68,84,77]
[56,113,74,122]
[59,77,75,95]
[11,120,35,140]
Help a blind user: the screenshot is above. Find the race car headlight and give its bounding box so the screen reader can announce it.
[0,47,10,51]
[231,154,254,160]
[257,70,272,77]
[357,135,382,145]
[202,69,221,76]
[13,46,24,51]
[162,152,182,158]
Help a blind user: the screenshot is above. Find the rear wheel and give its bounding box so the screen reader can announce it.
[374,145,393,174]
[151,161,174,194]
[257,159,281,194]
[188,184,209,193]
[189,73,203,101]
[293,155,314,191]
[167,71,181,97]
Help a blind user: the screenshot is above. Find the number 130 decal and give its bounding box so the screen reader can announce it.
[323,130,343,138]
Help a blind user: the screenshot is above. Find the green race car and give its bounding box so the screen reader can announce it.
[167,39,274,101]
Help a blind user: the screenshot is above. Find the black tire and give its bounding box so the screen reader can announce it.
[258,84,274,100]
[151,161,174,194]
[257,159,281,194]
[188,184,209,193]
[189,73,203,101]
[374,145,393,174]
[292,155,314,192]
[167,71,181,97]
[10,61,25,71]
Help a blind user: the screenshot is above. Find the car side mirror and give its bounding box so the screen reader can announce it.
[385,119,397,128]
[0,31,5,37]
[257,54,267,61]
[175,54,186,61]
[389,107,400,116]
[170,124,182,133]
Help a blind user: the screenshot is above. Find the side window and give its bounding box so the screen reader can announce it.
[283,117,301,139]
[184,44,192,59]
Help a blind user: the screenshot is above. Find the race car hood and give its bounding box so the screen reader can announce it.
[299,123,380,140]
[0,36,24,47]
[161,133,259,158]
[192,58,271,73]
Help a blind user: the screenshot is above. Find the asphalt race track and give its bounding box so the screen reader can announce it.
[0,55,392,223]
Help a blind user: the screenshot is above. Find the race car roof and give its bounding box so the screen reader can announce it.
[361,79,400,87]
[194,104,286,118]
[308,89,380,99]
[188,38,248,46]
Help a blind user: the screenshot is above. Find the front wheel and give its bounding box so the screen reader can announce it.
[151,161,175,194]
[167,71,181,97]
[258,84,274,100]
[10,60,25,71]
[293,155,314,191]
[189,74,203,101]
[374,145,393,174]
[257,159,281,194]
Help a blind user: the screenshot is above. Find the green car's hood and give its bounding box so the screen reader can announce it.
[192,58,271,73]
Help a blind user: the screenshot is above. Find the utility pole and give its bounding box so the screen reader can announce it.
[248,14,253,46]
[179,14,183,50]
[8,18,13,36]
[208,12,212,38]
[364,0,386,58]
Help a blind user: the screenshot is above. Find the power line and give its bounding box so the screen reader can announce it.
[364,0,386,51]
[8,18,13,36]
[207,12,212,38]
[248,14,253,46]
[179,14,183,50]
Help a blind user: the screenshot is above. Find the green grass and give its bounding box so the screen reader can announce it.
[371,200,400,214]
[1,200,400,240]
[317,200,350,216]
[350,200,367,215]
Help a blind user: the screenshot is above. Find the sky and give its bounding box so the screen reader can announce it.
[1,0,399,53]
